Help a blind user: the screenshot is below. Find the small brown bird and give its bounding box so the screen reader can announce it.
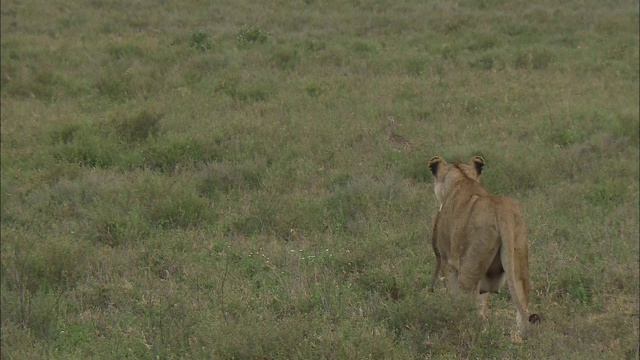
[387,116,412,151]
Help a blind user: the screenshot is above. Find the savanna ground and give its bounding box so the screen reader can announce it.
[1,0,638,359]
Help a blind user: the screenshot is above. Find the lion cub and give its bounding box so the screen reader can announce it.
[428,156,540,340]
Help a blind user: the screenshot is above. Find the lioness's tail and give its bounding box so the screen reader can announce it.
[496,207,538,338]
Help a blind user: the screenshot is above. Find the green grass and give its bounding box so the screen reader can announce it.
[1,0,638,358]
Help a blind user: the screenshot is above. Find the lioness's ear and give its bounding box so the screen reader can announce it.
[470,156,485,176]
[429,156,445,176]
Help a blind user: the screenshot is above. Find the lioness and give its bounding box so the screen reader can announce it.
[428,156,539,340]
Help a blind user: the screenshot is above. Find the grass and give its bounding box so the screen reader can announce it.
[1,0,638,358]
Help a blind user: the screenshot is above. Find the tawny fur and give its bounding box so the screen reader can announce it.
[428,156,539,340]
[428,211,441,292]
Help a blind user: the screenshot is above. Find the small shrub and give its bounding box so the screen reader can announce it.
[2,62,78,102]
[189,31,212,51]
[530,48,553,69]
[325,173,351,192]
[1,285,64,340]
[555,269,595,306]
[214,78,239,98]
[3,232,86,295]
[377,292,482,357]
[610,111,640,147]
[143,135,219,172]
[237,25,269,44]
[356,271,403,301]
[513,50,530,69]
[459,0,506,10]
[467,33,497,52]
[197,161,262,198]
[500,23,525,37]
[95,206,150,246]
[303,81,323,98]
[405,57,428,76]
[107,42,145,60]
[585,182,625,207]
[95,70,131,101]
[439,43,458,60]
[401,157,431,183]
[146,188,211,229]
[443,15,473,34]
[50,124,82,145]
[547,128,578,147]
[227,198,275,236]
[350,39,379,54]
[462,97,483,115]
[234,85,271,102]
[483,156,542,194]
[94,221,124,247]
[302,39,326,52]
[230,214,272,236]
[469,54,494,70]
[271,47,298,70]
[33,238,87,290]
[214,79,274,103]
[324,182,369,234]
[114,110,163,143]
[52,128,117,168]
[514,48,553,70]
[413,108,432,122]
[275,196,327,238]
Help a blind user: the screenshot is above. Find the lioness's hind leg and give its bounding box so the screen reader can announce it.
[428,254,441,292]
[443,263,460,293]
[428,212,441,292]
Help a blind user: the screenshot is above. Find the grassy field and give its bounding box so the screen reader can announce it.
[1,0,638,358]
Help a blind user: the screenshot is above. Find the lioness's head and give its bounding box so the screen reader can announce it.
[428,156,485,207]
